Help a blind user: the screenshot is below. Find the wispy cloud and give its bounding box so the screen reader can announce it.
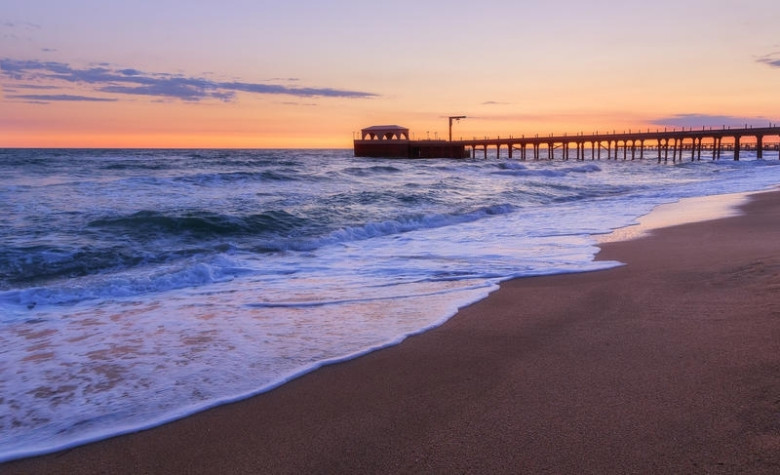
[756,52,780,68]
[0,58,379,103]
[280,101,318,107]
[7,94,118,102]
[11,84,59,90]
[482,101,511,106]
[1,21,41,30]
[1,20,41,41]
[651,114,778,129]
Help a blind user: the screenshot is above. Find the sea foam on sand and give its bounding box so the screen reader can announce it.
[599,190,755,243]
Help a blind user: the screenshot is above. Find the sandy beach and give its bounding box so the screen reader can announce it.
[4,190,780,474]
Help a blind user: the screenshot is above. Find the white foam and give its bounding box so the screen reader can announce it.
[0,255,251,308]
[0,276,498,462]
[598,190,756,243]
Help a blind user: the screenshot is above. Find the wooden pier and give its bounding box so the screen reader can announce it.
[457,126,780,162]
[354,124,780,161]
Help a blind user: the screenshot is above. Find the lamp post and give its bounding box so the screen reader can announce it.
[449,116,467,141]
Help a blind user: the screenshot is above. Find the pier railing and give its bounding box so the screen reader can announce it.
[455,125,780,162]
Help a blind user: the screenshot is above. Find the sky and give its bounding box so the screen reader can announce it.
[2,0,780,148]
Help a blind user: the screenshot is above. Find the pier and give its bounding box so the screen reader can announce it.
[354,124,780,161]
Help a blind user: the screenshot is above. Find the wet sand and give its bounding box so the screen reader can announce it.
[4,191,780,474]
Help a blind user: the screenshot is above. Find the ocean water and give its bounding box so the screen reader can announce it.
[2,148,780,461]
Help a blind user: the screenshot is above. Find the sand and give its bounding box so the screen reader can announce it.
[3,191,780,474]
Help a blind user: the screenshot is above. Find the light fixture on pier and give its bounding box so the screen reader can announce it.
[449,116,467,142]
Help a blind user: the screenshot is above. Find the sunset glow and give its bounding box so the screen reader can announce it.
[2,0,780,148]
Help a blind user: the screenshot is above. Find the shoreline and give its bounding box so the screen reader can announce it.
[597,190,755,243]
[4,190,780,473]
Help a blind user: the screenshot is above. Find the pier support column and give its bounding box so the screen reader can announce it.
[676,138,682,162]
[697,138,703,161]
[734,136,741,161]
[757,135,763,159]
[712,137,723,160]
[664,139,670,163]
[688,138,693,161]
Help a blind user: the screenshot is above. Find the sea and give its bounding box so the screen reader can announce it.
[2,147,780,461]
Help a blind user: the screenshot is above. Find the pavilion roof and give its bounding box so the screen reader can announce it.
[361,125,409,132]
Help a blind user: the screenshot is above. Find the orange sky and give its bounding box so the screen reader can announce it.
[2,0,780,148]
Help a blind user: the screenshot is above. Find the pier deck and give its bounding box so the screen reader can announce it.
[354,124,780,161]
[455,125,780,162]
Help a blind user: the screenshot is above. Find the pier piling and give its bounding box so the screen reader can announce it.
[355,125,780,160]
[447,126,780,162]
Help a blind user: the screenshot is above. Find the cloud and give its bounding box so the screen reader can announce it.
[757,52,780,68]
[1,21,41,41]
[0,58,378,103]
[1,21,41,30]
[650,114,777,129]
[12,83,59,90]
[99,82,234,102]
[7,94,118,102]
[280,101,318,107]
[482,101,511,105]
